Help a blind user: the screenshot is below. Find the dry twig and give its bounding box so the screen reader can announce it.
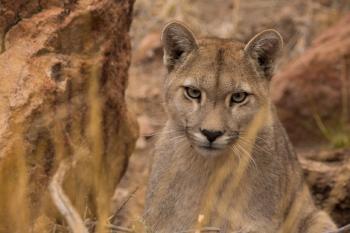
[328,223,350,233]
[49,160,89,233]
[111,187,140,223]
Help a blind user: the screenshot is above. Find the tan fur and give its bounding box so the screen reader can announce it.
[143,21,336,233]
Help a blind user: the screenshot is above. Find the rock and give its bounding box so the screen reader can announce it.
[0,0,138,230]
[135,115,156,150]
[299,148,350,226]
[272,13,350,145]
[133,31,162,64]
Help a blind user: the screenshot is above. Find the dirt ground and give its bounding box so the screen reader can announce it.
[113,0,350,228]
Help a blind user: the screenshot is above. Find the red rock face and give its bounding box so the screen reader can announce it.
[0,0,138,227]
[272,13,350,145]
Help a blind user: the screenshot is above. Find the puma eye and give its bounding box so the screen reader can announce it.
[185,87,201,100]
[231,92,248,104]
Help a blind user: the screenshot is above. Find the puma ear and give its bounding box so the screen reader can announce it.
[244,29,283,79]
[161,21,198,72]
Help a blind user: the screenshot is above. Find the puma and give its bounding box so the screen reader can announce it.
[143,21,336,233]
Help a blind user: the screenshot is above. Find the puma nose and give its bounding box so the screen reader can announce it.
[201,129,224,143]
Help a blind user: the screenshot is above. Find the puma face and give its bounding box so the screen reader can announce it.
[161,21,283,157]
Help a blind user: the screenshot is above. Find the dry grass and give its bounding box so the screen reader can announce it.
[0,72,299,233]
[313,56,350,149]
[0,59,126,233]
[0,127,30,233]
[0,68,344,233]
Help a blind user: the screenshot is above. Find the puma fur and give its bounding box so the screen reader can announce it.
[143,21,337,233]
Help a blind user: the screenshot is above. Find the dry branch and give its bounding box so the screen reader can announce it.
[49,160,89,233]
